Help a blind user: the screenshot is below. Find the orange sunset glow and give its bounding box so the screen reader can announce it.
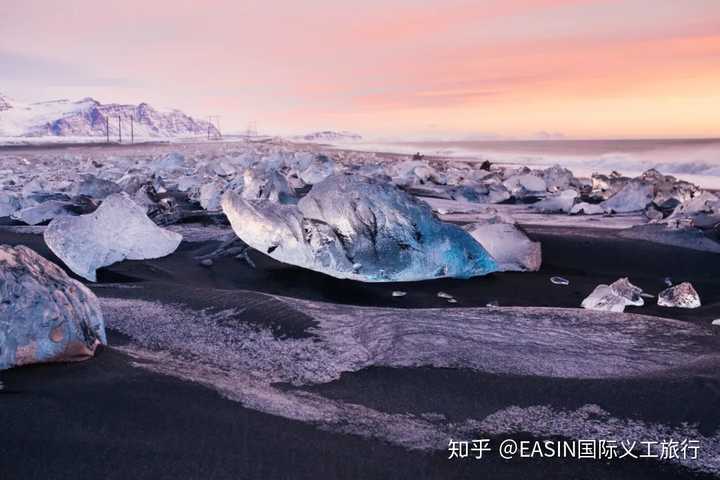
[2,0,719,138]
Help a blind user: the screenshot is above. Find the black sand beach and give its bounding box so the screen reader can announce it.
[1,222,719,479]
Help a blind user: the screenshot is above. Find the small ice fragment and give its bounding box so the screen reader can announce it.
[200,259,213,267]
[551,276,569,285]
[392,291,407,297]
[657,282,701,309]
[447,298,458,304]
[465,219,541,272]
[712,319,720,327]
[486,300,499,307]
[640,293,654,298]
[352,263,362,272]
[437,291,454,299]
[581,277,644,312]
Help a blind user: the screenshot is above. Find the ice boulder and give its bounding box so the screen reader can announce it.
[465,218,541,271]
[581,277,645,312]
[663,192,720,229]
[44,193,182,281]
[532,189,578,213]
[12,200,81,226]
[453,183,510,204]
[239,167,296,204]
[658,282,701,309]
[22,177,51,196]
[601,180,654,213]
[222,175,497,281]
[592,172,631,200]
[177,175,203,193]
[198,180,226,211]
[543,165,576,192]
[570,202,605,215]
[639,169,699,206]
[116,172,145,194]
[72,174,122,199]
[0,192,21,217]
[0,245,106,370]
[300,155,336,185]
[152,152,188,172]
[503,173,547,195]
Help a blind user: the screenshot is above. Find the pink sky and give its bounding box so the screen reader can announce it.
[2,0,719,138]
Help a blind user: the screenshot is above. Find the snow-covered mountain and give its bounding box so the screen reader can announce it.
[0,94,219,138]
[298,131,362,143]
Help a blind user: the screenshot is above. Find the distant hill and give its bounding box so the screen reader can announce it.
[0,94,218,138]
[297,131,362,143]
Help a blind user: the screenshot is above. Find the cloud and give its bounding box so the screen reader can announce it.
[0,51,139,89]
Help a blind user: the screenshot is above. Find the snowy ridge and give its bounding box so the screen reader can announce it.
[0,94,218,138]
[297,131,362,143]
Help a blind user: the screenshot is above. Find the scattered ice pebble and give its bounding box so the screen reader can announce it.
[447,298,458,304]
[550,276,570,285]
[44,192,183,282]
[712,319,720,327]
[465,219,541,272]
[0,245,106,370]
[437,291,454,299]
[640,293,655,299]
[200,259,214,267]
[581,277,644,312]
[391,291,407,297]
[657,282,701,309]
[486,300,499,307]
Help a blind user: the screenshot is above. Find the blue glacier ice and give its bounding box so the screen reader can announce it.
[222,174,497,282]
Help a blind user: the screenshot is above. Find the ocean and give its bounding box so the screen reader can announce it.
[359,138,720,189]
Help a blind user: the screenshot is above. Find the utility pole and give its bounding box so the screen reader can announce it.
[207,115,221,140]
[245,121,257,138]
[118,116,122,143]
